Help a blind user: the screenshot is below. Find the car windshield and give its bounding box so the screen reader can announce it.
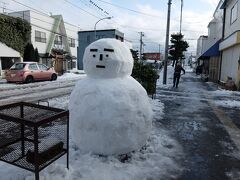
[10,63,26,70]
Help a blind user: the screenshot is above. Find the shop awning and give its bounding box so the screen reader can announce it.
[199,40,220,59]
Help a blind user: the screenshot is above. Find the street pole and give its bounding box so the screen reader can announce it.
[163,0,172,84]
[159,44,161,61]
[0,2,8,14]
[179,0,183,64]
[139,32,144,61]
[180,0,183,34]
[94,16,112,40]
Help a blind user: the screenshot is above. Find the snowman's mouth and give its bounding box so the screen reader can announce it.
[96,65,105,68]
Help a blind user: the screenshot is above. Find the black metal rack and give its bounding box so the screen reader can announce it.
[0,102,69,180]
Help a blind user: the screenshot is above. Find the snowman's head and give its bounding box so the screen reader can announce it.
[83,38,133,78]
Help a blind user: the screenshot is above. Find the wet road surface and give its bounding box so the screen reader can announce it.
[155,72,240,180]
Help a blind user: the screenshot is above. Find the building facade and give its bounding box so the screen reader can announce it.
[143,53,161,61]
[196,1,223,82]
[8,10,78,74]
[219,0,240,88]
[77,29,124,70]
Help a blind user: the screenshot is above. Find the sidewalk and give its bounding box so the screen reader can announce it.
[156,66,240,179]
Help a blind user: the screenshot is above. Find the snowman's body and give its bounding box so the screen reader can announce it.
[69,38,152,155]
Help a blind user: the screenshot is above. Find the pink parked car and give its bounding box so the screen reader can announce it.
[5,62,57,83]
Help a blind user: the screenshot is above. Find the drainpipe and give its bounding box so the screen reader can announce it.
[219,7,226,83]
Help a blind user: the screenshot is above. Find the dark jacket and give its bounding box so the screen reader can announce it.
[174,64,185,75]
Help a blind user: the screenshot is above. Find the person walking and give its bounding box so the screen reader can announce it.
[173,62,185,88]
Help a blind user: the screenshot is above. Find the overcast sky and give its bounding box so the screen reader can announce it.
[0,0,219,55]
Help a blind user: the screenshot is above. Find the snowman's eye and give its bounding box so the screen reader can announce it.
[106,54,109,57]
[93,54,96,57]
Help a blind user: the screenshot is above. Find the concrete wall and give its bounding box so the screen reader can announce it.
[196,36,208,59]
[224,0,240,38]
[29,11,55,54]
[221,44,240,82]
[219,0,240,88]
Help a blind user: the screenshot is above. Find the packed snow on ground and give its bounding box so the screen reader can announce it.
[1,66,238,180]
[213,100,240,109]
[184,65,193,73]
[58,72,86,80]
[0,93,184,180]
[0,64,185,179]
[0,72,85,90]
[210,89,240,108]
[157,66,175,89]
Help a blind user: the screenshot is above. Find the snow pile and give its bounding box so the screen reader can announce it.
[69,38,153,155]
[58,73,86,80]
[184,65,193,73]
[0,85,184,180]
[213,100,240,109]
[0,97,183,180]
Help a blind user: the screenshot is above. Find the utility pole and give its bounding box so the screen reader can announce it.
[139,32,144,61]
[159,44,161,61]
[180,0,183,34]
[0,1,8,14]
[163,0,172,84]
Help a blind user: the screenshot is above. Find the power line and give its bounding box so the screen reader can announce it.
[1,11,78,41]
[11,0,48,16]
[12,0,205,35]
[10,0,81,29]
[118,23,206,33]
[95,0,162,18]
[89,0,110,16]
[1,7,79,33]
[63,0,100,19]
[77,0,107,17]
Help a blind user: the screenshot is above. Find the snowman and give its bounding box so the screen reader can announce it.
[69,38,153,155]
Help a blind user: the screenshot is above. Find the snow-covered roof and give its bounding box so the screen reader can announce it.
[0,42,21,57]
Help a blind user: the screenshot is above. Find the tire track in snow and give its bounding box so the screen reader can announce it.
[0,86,74,106]
[0,81,76,101]
[0,78,81,106]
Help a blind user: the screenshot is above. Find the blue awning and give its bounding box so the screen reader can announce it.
[199,40,220,59]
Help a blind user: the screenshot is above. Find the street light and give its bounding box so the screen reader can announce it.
[94,16,112,40]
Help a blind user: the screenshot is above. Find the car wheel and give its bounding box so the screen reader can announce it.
[25,76,34,83]
[51,74,57,81]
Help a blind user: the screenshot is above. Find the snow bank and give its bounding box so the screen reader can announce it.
[213,100,240,109]
[0,94,183,180]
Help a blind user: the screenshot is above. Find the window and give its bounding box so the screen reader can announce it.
[68,38,75,47]
[28,63,38,70]
[54,35,62,45]
[35,30,46,43]
[10,63,26,70]
[38,64,48,71]
[231,2,238,24]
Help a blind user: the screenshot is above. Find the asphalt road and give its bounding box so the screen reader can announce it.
[156,72,240,180]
